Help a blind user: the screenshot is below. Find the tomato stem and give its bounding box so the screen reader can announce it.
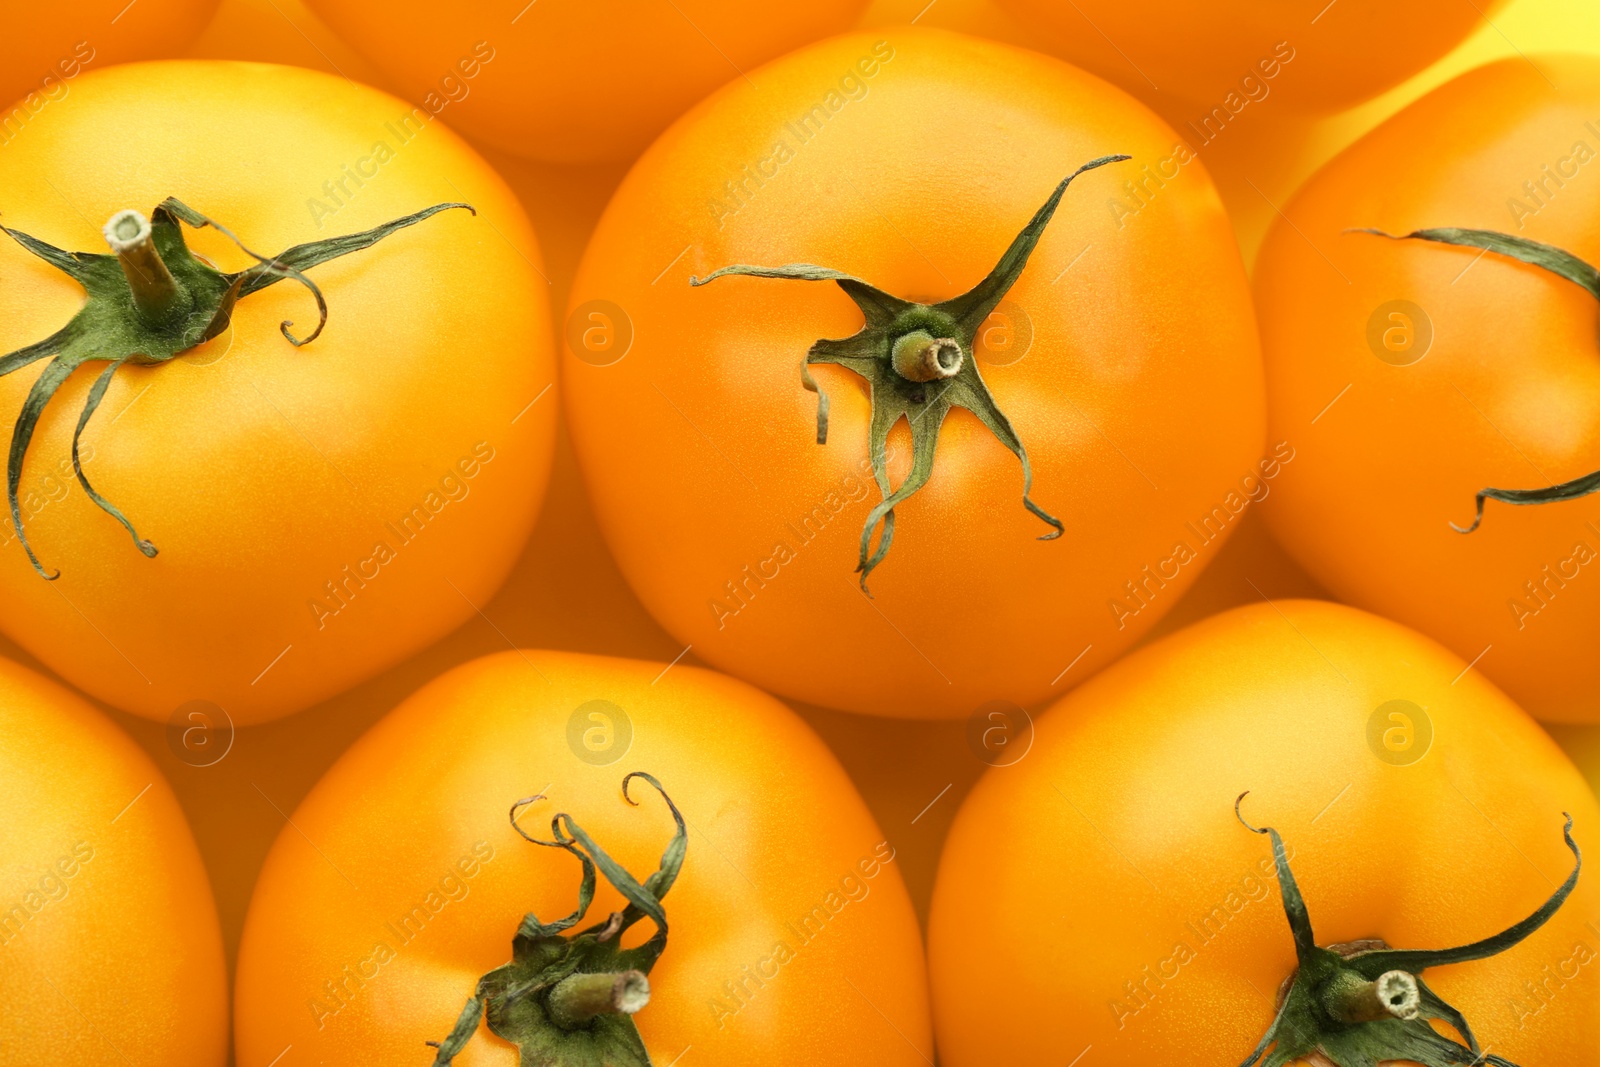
[546,969,651,1030]
[890,329,963,382]
[1317,967,1418,1024]
[103,209,187,327]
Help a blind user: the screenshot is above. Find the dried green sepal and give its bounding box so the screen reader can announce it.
[1234,792,1580,1067]
[0,198,473,578]
[1357,226,1600,532]
[692,155,1130,592]
[429,772,687,1067]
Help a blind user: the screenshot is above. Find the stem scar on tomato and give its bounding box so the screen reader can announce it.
[1234,791,1580,1067]
[429,772,687,1067]
[690,154,1130,594]
[1354,225,1600,534]
[0,198,473,579]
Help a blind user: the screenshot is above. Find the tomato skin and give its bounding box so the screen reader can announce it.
[0,0,218,114]
[991,0,1503,115]
[300,0,868,164]
[233,650,931,1067]
[0,654,228,1067]
[565,28,1263,719]
[0,61,556,725]
[928,599,1600,1067]
[1255,56,1600,723]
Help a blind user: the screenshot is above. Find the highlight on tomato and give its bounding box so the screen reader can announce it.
[564,27,1265,719]
[0,61,557,725]
[0,653,228,1067]
[1254,55,1600,723]
[991,0,1503,117]
[233,650,931,1067]
[0,0,218,120]
[929,598,1600,1067]
[299,0,869,163]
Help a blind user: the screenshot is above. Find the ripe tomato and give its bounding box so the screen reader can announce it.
[1255,56,1600,723]
[0,0,217,118]
[0,61,556,725]
[233,650,931,1066]
[0,653,227,1067]
[299,0,868,163]
[991,0,1502,117]
[565,28,1263,719]
[929,599,1600,1067]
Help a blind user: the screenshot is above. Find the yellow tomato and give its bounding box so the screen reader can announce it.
[234,650,932,1066]
[931,599,1600,1066]
[565,28,1264,719]
[0,61,556,724]
[1255,56,1600,722]
[0,653,227,1067]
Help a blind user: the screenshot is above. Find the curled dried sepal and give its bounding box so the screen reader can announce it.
[1356,226,1600,532]
[0,199,473,578]
[691,155,1129,592]
[429,773,688,1067]
[1234,792,1580,1067]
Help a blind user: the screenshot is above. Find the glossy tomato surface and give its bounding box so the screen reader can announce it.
[929,599,1600,1067]
[0,654,227,1067]
[234,650,932,1067]
[1256,56,1600,722]
[566,28,1264,719]
[0,0,217,115]
[993,0,1504,116]
[0,61,556,724]
[301,0,868,163]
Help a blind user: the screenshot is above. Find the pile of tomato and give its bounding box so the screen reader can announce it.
[4,2,1600,1066]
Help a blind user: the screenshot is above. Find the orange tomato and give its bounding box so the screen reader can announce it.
[233,650,931,1066]
[299,0,869,163]
[565,28,1264,719]
[0,0,218,115]
[929,599,1600,1067]
[0,653,227,1067]
[992,0,1503,117]
[1255,56,1600,722]
[0,61,556,725]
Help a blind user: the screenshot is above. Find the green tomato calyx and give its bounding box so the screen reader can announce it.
[1356,225,1600,533]
[0,198,473,580]
[690,154,1130,594]
[429,772,687,1067]
[1235,792,1580,1067]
